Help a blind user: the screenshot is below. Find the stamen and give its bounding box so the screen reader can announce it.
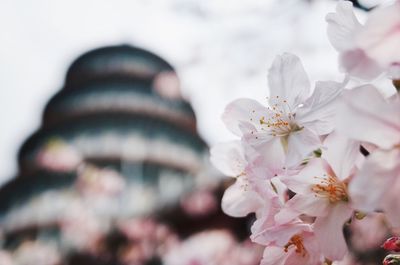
[311,175,348,203]
[284,235,307,257]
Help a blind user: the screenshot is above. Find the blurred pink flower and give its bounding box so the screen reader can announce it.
[118,218,179,265]
[162,230,236,265]
[350,213,389,251]
[76,165,126,197]
[36,138,82,172]
[0,251,13,265]
[13,241,61,265]
[336,85,400,227]
[60,205,105,253]
[222,53,342,166]
[180,189,218,217]
[326,0,400,80]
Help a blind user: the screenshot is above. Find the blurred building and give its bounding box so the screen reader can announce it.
[0,46,260,265]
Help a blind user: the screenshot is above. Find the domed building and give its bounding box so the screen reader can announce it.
[0,45,259,265]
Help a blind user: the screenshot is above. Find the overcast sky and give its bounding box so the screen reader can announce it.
[1,0,389,185]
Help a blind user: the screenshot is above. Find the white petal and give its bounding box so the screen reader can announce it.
[210,141,245,177]
[221,178,264,217]
[297,81,343,135]
[314,203,353,260]
[349,148,400,213]
[281,158,327,195]
[326,1,362,52]
[356,2,400,66]
[286,128,322,167]
[275,194,330,225]
[322,132,360,180]
[261,246,288,265]
[382,177,400,228]
[336,85,400,149]
[245,136,286,178]
[222,98,268,136]
[268,53,311,111]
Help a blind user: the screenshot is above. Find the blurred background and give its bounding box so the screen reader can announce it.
[0,0,393,264]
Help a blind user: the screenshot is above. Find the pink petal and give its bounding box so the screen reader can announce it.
[322,132,360,181]
[326,1,362,52]
[336,85,400,149]
[296,81,343,136]
[382,178,400,228]
[210,141,245,177]
[222,98,268,136]
[244,137,286,178]
[275,194,330,225]
[375,149,400,228]
[339,49,383,80]
[286,128,322,167]
[221,178,264,217]
[356,1,400,67]
[268,53,311,111]
[243,131,275,159]
[314,203,353,260]
[261,246,288,265]
[349,148,399,213]
[281,158,327,195]
[252,215,311,247]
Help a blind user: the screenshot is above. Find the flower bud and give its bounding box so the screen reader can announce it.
[382,237,400,252]
[383,254,400,265]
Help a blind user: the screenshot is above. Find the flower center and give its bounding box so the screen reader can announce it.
[259,96,302,137]
[311,174,348,203]
[284,235,307,257]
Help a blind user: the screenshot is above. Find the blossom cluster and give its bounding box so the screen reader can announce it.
[211,1,400,264]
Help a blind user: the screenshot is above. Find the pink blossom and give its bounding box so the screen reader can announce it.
[0,251,13,265]
[222,53,342,166]
[260,228,323,265]
[162,230,236,265]
[36,138,83,172]
[336,85,400,227]
[210,140,282,217]
[76,164,126,197]
[275,133,361,260]
[326,0,400,80]
[180,189,218,217]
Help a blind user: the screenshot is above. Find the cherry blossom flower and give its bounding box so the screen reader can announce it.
[252,210,324,265]
[222,53,342,166]
[275,133,361,260]
[326,0,400,80]
[336,85,400,227]
[210,140,285,217]
[259,224,323,265]
[249,181,325,264]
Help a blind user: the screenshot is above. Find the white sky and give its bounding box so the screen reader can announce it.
[0,0,374,185]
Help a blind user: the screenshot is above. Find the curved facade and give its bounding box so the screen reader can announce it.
[0,45,257,265]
